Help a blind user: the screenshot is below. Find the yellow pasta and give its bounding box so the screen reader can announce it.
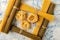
[15,11,26,21]
[0,0,16,32]
[21,21,30,30]
[20,3,37,13]
[27,13,38,23]
[38,11,54,21]
[30,0,51,40]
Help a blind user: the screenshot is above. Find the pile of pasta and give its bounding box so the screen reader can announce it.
[15,11,39,30]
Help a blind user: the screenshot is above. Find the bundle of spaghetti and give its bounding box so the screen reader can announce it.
[3,0,21,33]
[38,3,55,38]
[0,0,16,32]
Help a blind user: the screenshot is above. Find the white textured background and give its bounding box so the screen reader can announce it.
[0,0,60,40]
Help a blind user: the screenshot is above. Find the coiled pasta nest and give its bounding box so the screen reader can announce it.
[21,21,30,30]
[27,13,38,23]
[15,11,26,21]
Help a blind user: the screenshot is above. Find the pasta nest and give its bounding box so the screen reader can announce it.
[27,13,38,23]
